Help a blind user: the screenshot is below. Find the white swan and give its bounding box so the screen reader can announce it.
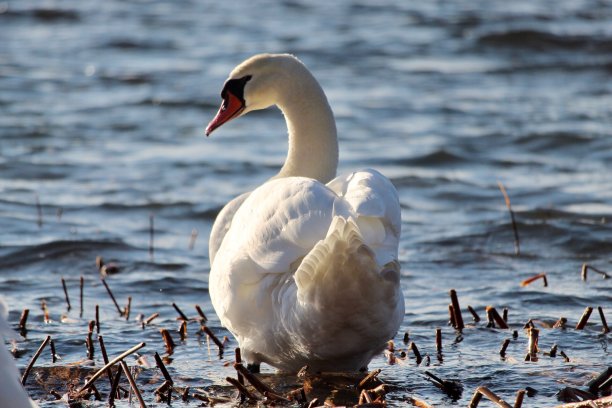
[0,298,39,408]
[206,54,404,372]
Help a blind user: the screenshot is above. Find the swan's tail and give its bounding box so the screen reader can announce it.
[291,216,404,367]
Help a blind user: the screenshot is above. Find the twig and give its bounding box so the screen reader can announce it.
[79,276,84,318]
[226,376,258,400]
[520,273,547,287]
[19,309,29,337]
[587,367,612,393]
[202,325,224,351]
[502,308,509,323]
[95,304,100,334]
[497,181,520,256]
[61,277,71,311]
[125,297,132,321]
[410,342,423,364]
[108,366,122,406]
[79,342,146,392]
[553,317,567,329]
[597,306,609,333]
[172,302,189,321]
[560,350,570,362]
[448,304,456,328]
[121,360,147,408]
[467,305,480,322]
[435,328,442,354]
[449,289,464,330]
[21,335,51,385]
[101,279,123,316]
[469,385,512,408]
[98,335,115,387]
[500,339,511,357]
[49,339,57,363]
[358,368,382,389]
[514,389,526,408]
[486,306,509,329]
[195,305,208,322]
[234,363,278,397]
[160,329,175,354]
[154,352,173,384]
[575,306,593,330]
[525,328,539,361]
[144,312,159,325]
[581,263,611,281]
[179,321,187,341]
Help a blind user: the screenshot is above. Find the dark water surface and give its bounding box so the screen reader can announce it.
[1,0,611,406]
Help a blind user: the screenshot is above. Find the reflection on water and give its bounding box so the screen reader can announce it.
[1,0,611,406]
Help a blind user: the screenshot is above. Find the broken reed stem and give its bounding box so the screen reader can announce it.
[19,308,29,336]
[520,273,548,287]
[101,279,123,316]
[50,339,57,363]
[172,302,189,321]
[587,367,612,393]
[160,329,176,354]
[448,304,456,328]
[513,389,526,408]
[581,263,611,281]
[149,213,154,259]
[410,342,423,365]
[467,305,481,322]
[61,277,71,311]
[144,312,159,325]
[234,363,276,397]
[195,304,208,322]
[21,335,51,385]
[125,297,132,321]
[188,228,198,250]
[560,350,570,362]
[235,348,245,386]
[95,304,100,334]
[497,181,520,256]
[202,325,224,351]
[499,339,511,357]
[449,289,464,330]
[121,360,147,408]
[435,328,442,354]
[79,276,84,318]
[226,376,258,400]
[502,308,509,323]
[407,395,435,408]
[486,306,509,329]
[179,320,187,341]
[79,342,146,392]
[108,366,123,406]
[525,327,539,361]
[598,306,609,333]
[98,335,115,386]
[575,306,593,330]
[86,331,94,359]
[553,317,567,329]
[469,385,512,408]
[154,352,173,384]
[358,368,382,390]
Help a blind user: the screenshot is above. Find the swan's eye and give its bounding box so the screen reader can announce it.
[220,75,252,103]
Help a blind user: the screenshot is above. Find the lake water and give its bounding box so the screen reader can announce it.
[1,0,611,406]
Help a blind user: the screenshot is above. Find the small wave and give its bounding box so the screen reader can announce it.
[514,132,594,153]
[102,39,177,51]
[477,29,612,52]
[0,239,131,269]
[393,149,468,167]
[1,7,80,22]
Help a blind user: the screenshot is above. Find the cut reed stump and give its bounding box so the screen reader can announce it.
[449,289,464,330]
[576,307,593,330]
[486,306,509,329]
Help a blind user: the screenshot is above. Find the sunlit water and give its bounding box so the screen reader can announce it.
[1,0,611,406]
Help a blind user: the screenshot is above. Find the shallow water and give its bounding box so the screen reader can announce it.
[1,0,611,406]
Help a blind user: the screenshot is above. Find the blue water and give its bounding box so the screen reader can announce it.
[1,0,611,406]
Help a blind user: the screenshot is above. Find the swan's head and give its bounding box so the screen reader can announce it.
[205,53,301,136]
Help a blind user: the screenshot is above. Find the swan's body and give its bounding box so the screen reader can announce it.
[0,298,38,408]
[206,54,404,372]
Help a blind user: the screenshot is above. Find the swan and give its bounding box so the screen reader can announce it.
[206,54,404,372]
[0,298,39,408]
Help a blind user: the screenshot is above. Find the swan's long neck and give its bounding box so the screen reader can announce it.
[273,66,338,184]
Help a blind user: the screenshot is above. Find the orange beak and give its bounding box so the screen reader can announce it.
[205,92,245,136]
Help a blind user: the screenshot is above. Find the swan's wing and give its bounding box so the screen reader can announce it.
[209,191,250,264]
[0,298,38,408]
[327,169,401,265]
